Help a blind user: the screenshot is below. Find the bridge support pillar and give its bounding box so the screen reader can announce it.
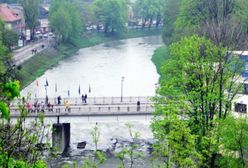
[52,123,70,154]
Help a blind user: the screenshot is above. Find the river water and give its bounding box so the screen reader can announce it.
[21,36,162,98]
[20,36,163,167]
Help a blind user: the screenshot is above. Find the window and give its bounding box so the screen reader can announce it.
[245,62,248,71]
[245,84,248,94]
[234,103,247,113]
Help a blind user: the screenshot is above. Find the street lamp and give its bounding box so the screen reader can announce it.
[44,84,48,104]
[121,76,124,102]
[155,83,159,95]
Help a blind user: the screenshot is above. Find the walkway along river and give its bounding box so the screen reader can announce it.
[21,36,162,98]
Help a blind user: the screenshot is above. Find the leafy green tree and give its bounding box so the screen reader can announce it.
[116,123,143,168]
[93,0,128,34]
[0,19,18,51]
[152,100,200,167]
[20,0,40,40]
[161,0,180,44]
[81,124,106,168]
[152,35,244,167]
[218,116,248,167]
[133,0,165,29]
[2,29,18,51]
[173,0,248,48]
[49,0,84,45]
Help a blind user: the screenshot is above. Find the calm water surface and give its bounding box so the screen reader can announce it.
[21,36,162,98]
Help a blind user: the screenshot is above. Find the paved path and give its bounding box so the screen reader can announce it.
[12,38,52,65]
[10,104,153,117]
[10,96,154,117]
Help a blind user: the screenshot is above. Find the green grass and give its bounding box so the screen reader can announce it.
[17,28,162,89]
[151,46,169,79]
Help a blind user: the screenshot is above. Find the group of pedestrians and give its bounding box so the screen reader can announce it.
[81,94,88,103]
[26,99,53,113]
[31,49,37,54]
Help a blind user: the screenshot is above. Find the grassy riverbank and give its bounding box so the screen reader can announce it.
[151,45,169,80]
[17,28,161,89]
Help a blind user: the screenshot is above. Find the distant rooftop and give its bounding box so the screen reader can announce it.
[233,51,248,56]
[0,4,21,22]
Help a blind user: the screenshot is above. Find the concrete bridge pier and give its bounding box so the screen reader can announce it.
[52,116,70,153]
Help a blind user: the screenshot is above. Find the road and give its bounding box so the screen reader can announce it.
[12,38,52,65]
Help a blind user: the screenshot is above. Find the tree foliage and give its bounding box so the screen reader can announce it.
[133,0,165,28]
[93,0,128,34]
[152,35,247,167]
[218,116,248,167]
[0,19,18,52]
[162,0,248,48]
[20,0,40,39]
[49,0,84,45]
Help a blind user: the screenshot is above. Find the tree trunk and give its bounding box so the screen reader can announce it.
[156,15,161,28]
[148,18,153,29]
[104,23,109,34]
[142,18,147,30]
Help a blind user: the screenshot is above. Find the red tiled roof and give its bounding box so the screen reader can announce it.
[0,5,21,22]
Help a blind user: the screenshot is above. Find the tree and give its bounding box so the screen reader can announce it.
[218,116,248,167]
[21,0,40,40]
[152,35,244,167]
[2,29,18,51]
[161,0,180,44]
[93,0,128,34]
[173,0,248,49]
[49,0,84,45]
[133,0,165,29]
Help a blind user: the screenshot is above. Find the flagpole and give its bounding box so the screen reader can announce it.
[89,84,91,103]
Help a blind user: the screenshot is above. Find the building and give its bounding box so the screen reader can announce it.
[37,5,50,33]
[231,51,248,115]
[0,4,23,33]
[234,51,248,78]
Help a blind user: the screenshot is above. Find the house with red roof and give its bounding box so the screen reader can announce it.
[0,4,23,33]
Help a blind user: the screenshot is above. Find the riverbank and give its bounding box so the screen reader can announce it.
[151,45,169,80]
[17,28,161,89]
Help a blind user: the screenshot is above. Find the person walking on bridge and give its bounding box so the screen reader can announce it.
[57,96,61,105]
[84,94,87,103]
[81,94,85,103]
[65,100,70,112]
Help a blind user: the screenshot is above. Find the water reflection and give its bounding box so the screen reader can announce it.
[21,36,162,98]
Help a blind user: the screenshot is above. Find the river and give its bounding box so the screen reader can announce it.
[21,36,162,98]
[20,36,163,167]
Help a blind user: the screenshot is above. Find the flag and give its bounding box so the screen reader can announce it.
[45,78,49,86]
[36,80,39,87]
[89,84,91,93]
[55,83,57,92]
[78,85,81,95]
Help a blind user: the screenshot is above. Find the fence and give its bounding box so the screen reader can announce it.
[10,104,154,117]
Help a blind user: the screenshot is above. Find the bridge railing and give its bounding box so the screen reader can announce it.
[11,96,154,106]
[10,104,154,116]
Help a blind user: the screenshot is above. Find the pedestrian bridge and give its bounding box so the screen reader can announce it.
[10,96,155,117]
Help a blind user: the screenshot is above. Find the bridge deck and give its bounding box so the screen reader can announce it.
[10,97,155,117]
